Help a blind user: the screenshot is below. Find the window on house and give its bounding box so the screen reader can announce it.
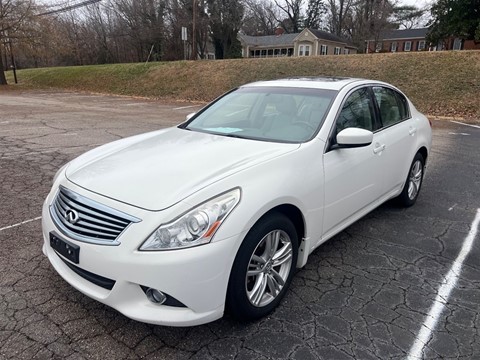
[375,42,383,52]
[418,40,426,51]
[267,49,273,56]
[343,48,350,55]
[453,38,462,50]
[261,49,267,57]
[299,45,311,56]
[334,47,341,55]
[404,41,411,51]
[390,42,397,52]
[320,45,328,55]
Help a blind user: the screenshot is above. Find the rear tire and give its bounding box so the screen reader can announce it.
[226,212,298,321]
[397,152,425,207]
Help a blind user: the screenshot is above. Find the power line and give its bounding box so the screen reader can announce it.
[36,0,102,16]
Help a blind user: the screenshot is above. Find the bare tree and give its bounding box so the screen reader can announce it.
[392,5,426,29]
[0,0,34,84]
[304,0,326,29]
[242,0,281,35]
[273,0,302,33]
[325,0,355,36]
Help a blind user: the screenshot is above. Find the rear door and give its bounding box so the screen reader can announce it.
[372,86,417,195]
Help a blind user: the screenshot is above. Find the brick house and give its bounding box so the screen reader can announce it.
[366,27,480,53]
[239,28,357,58]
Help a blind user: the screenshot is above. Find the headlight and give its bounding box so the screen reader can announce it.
[139,188,241,251]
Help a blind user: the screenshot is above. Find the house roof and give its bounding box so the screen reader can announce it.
[372,28,429,41]
[239,33,298,47]
[307,29,349,44]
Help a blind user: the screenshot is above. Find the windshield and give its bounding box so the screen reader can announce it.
[182,86,338,143]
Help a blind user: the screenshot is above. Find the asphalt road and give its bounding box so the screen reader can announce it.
[1,90,479,359]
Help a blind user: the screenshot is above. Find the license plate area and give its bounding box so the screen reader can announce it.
[50,232,80,264]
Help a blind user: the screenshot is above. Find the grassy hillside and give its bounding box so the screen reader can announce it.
[7,51,480,118]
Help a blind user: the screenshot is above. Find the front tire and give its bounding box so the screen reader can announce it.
[397,152,425,207]
[226,212,298,321]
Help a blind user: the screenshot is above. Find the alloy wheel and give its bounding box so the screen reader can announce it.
[408,159,423,200]
[245,230,293,307]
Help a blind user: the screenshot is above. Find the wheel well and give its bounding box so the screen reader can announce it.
[418,146,428,165]
[261,204,305,246]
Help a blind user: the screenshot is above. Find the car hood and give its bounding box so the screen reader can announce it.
[66,127,299,211]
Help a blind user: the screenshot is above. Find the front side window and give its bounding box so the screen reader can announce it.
[320,45,328,55]
[183,87,337,143]
[336,88,375,134]
[334,47,341,55]
[418,40,426,50]
[404,41,412,51]
[391,42,397,52]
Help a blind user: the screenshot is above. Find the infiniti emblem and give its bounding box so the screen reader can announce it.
[66,209,80,224]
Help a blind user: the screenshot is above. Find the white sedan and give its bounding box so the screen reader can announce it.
[42,77,432,326]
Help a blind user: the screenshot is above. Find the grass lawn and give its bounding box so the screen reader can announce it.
[5,51,480,119]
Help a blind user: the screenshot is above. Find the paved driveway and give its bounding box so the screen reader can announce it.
[1,91,479,359]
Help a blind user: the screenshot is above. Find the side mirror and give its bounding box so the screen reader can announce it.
[336,128,373,147]
[186,112,196,121]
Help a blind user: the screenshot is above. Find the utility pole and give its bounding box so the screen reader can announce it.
[192,0,197,60]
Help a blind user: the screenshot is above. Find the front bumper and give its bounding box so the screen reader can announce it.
[41,183,241,327]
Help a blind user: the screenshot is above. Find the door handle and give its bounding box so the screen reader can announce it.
[373,144,386,154]
[409,127,417,136]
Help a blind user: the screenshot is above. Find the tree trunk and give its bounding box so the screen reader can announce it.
[0,44,7,85]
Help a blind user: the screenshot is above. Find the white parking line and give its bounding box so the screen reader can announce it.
[448,204,457,211]
[407,208,480,360]
[0,127,47,133]
[450,120,480,129]
[0,217,42,232]
[448,132,470,136]
[172,105,198,110]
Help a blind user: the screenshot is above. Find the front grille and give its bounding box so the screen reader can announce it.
[50,186,140,245]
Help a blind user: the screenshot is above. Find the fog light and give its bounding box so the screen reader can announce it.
[145,288,167,304]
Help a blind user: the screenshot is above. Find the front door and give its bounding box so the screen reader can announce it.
[322,87,386,239]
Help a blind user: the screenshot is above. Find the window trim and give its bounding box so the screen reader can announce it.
[404,41,412,52]
[391,42,397,52]
[418,40,426,51]
[320,44,328,55]
[334,47,341,55]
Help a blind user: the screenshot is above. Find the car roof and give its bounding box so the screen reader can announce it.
[242,77,371,91]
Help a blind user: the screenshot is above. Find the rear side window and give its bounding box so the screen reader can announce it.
[394,91,410,120]
[373,87,409,127]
